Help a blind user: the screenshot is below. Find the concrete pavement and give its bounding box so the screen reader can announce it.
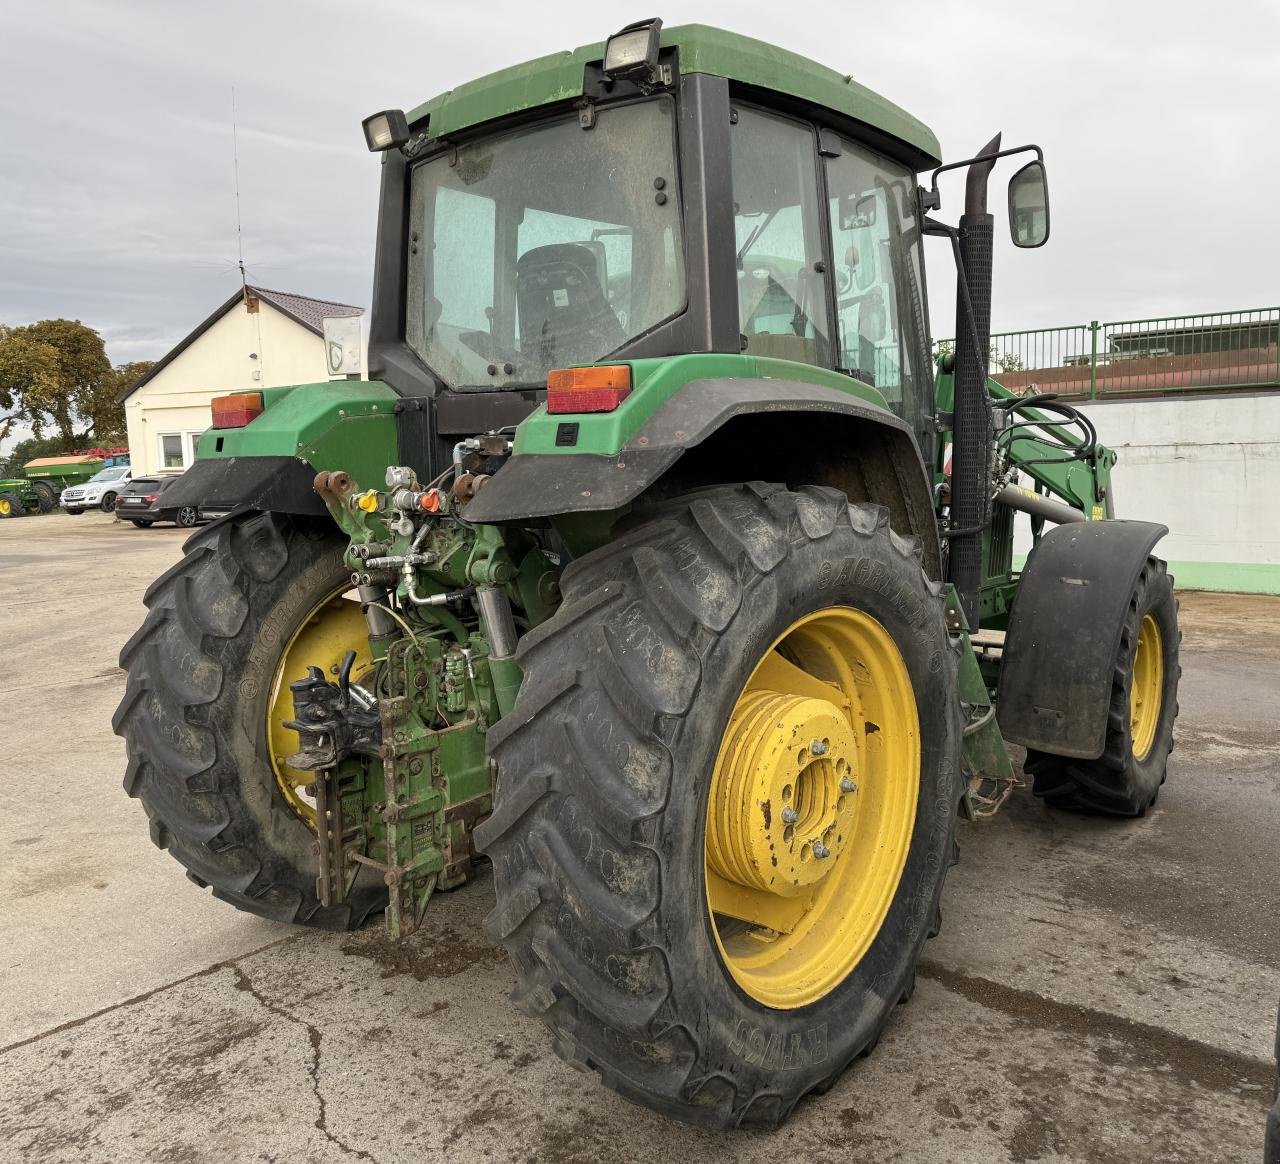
[1,511,1276,1162]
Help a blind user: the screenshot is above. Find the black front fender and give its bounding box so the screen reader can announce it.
[998,519,1169,759]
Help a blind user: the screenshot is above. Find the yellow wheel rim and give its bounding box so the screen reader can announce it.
[704,607,920,1010]
[1130,613,1164,761]
[0,498,10,516]
[267,588,375,826]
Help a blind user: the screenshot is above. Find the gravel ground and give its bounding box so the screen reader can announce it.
[1,510,1276,1163]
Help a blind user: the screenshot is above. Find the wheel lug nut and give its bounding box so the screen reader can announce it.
[810,739,828,756]
[840,777,857,793]
[812,841,831,858]
[781,806,799,825]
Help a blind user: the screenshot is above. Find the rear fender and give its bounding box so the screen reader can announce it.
[997,519,1168,759]
[462,378,942,576]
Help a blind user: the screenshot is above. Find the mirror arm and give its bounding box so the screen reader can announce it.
[928,142,1044,211]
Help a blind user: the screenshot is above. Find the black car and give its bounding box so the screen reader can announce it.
[116,475,203,528]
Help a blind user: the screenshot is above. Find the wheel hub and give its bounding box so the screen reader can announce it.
[708,691,858,896]
[1130,613,1164,761]
[704,606,921,1010]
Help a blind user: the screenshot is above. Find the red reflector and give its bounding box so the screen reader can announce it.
[211,391,264,428]
[546,365,631,414]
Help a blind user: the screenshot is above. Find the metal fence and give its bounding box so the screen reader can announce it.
[937,307,1280,399]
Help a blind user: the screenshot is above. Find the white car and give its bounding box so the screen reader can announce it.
[60,465,133,514]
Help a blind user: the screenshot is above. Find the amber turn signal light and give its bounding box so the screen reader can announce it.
[546,365,631,414]
[210,391,264,429]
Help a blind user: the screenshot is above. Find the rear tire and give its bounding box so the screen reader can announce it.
[1027,557,1179,816]
[100,492,118,512]
[176,505,200,528]
[113,510,386,930]
[478,484,962,1128]
[0,491,25,518]
[31,481,57,512]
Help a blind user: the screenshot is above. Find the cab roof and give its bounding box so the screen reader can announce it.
[407,23,941,168]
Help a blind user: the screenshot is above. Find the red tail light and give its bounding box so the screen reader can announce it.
[546,365,631,414]
[144,494,159,503]
[211,391,264,428]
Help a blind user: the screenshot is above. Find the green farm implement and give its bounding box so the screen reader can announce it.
[116,20,1179,1129]
[0,452,131,517]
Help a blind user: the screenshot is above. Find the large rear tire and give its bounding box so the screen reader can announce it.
[0,492,25,518]
[477,484,962,1128]
[31,481,57,513]
[1026,557,1179,816]
[113,511,386,929]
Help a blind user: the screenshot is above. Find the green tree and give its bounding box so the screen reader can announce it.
[0,319,147,445]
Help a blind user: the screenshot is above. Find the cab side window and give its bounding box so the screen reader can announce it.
[824,137,930,422]
[731,107,829,368]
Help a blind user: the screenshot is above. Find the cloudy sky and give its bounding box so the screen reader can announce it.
[1,0,1276,370]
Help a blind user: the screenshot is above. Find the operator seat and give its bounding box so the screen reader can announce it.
[515,243,625,369]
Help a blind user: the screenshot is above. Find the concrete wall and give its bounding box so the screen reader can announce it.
[1014,391,1280,593]
[123,299,353,476]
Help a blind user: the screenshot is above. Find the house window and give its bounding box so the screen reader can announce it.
[160,433,185,468]
[157,431,203,470]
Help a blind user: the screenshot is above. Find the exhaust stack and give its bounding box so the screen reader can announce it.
[948,133,1002,629]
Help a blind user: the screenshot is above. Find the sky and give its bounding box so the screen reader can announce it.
[1,0,1276,375]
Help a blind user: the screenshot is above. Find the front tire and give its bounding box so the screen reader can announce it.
[113,510,386,929]
[64,507,83,515]
[129,519,155,528]
[478,484,962,1128]
[1027,557,1179,815]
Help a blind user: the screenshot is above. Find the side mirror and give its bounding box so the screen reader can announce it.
[838,191,878,231]
[323,316,363,378]
[1008,160,1050,248]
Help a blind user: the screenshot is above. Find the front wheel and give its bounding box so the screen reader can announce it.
[129,519,155,528]
[113,510,385,929]
[1027,557,1179,816]
[64,507,83,515]
[478,484,962,1128]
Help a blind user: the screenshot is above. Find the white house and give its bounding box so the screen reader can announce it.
[120,286,364,475]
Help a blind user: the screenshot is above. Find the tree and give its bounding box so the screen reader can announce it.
[0,320,150,446]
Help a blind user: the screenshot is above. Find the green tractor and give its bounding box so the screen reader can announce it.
[115,21,1179,1128]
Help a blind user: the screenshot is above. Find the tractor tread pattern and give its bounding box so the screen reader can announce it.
[113,511,383,931]
[477,484,960,1129]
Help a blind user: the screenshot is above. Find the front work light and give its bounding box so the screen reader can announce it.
[602,18,663,81]
[362,109,409,152]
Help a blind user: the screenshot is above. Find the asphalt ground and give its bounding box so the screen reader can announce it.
[1,510,1277,1163]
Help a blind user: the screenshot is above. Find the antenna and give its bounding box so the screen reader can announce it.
[231,87,265,379]
[231,87,249,304]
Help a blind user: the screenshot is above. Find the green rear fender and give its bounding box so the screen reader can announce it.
[159,380,400,517]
